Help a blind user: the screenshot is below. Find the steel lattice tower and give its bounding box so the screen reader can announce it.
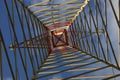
[0,0,120,80]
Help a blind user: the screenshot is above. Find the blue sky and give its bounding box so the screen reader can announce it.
[0,0,120,80]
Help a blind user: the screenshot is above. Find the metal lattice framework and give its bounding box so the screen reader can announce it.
[24,0,88,27]
[0,0,120,80]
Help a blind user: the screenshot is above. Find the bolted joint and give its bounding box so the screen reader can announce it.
[9,44,15,50]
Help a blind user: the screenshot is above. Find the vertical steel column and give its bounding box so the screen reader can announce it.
[14,41,19,80]
[38,23,47,61]
[34,19,44,63]
[41,24,48,59]
[83,14,91,53]
[88,2,108,60]
[21,8,35,74]
[80,13,95,53]
[89,9,94,53]
[96,0,119,67]
[72,22,79,49]
[20,3,36,77]
[4,0,29,79]
[64,29,69,45]
[45,27,51,53]
[76,17,86,51]
[45,27,50,54]
[26,14,39,70]
[38,22,46,62]
[67,28,72,47]
[69,25,75,48]
[104,0,109,61]
[0,33,3,80]
[109,0,120,28]
[95,0,100,57]
[15,0,36,75]
[27,14,41,69]
[118,0,120,66]
[70,23,77,48]
[0,30,15,80]
[74,20,81,49]
[51,31,55,47]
